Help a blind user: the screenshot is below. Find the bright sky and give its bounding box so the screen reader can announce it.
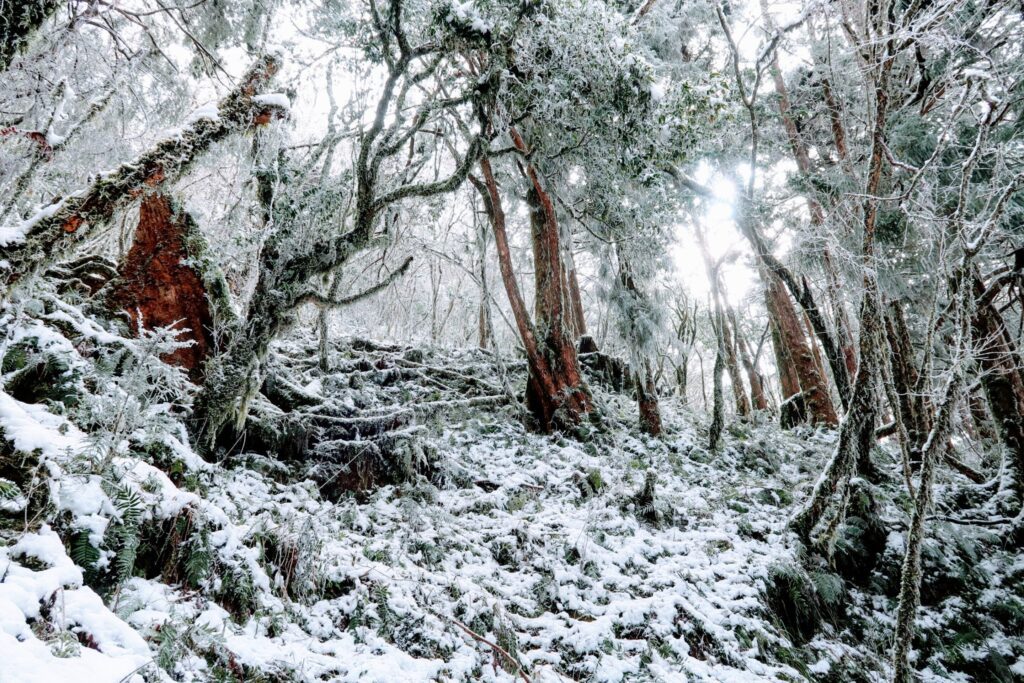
[667,0,809,309]
[203,0,802,313]
[670,168,761,308]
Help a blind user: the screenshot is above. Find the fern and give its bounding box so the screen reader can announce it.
[0,477,21,500]
[373,583,396,640]
[103,483,144,589]
[48,631,80,659]
[155,619,181,673]
[184,527,211,588]
[0,477,25,512]
[219,566,258,619]
[69,530,100,573]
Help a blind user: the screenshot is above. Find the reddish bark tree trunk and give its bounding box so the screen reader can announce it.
[730,308,769,411]
[107,192,228,381]
[721,310,752,417]
[565,250,588,340]
[765,277,804,426]
[763,30,858,392]
[476,150,592,433]
[763,268,838,426]
[637,358,662,436]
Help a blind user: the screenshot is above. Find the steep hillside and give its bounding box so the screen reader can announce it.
[1,299,1022,682]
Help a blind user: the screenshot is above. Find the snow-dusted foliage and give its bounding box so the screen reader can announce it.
[3,0,1024,681]
[1,300,1022,681]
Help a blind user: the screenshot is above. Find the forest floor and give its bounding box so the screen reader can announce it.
[1,302,1022,682]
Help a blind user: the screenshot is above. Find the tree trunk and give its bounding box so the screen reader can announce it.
[731,308,769,411]
[765,275,805,427]
[764,268,838,426]
[884,300,931,461]
[791,35,895,539]
[637,358,663,436]
[892,364,964,682]
[968,384,998,442]
[757,15,855,407]
[722,309,752,417]
[710,339,725,450]
[318,273,341,371]
[791,291,882,541]
[734,192,848,414]
[616,251,663,436]
[476,153,592,433]
[972,273,1024,507]
[106,192,234,382]
[676,363,689,402]
[565,250,588,340]
[673,300,697,405]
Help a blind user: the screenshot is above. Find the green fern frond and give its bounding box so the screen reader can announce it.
[0,477,21,500]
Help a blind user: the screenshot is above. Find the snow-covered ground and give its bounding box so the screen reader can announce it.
[1,301,1021,682]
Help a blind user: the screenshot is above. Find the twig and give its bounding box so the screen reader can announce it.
[448,615,532,683]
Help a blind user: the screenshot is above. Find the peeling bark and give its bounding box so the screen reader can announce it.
[106,192,233,381]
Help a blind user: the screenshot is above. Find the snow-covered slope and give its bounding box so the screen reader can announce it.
[1,299,1021,682]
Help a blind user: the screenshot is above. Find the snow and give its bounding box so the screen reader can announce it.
[962,67,992,80]
[1,308,1021,681]
[0,527,149,681]
[0,391,85,458]
[650,80,666,102]
[185,103,221,123]
[253,93,290,109]
[448,1,491,34]
[0,200,66,246]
